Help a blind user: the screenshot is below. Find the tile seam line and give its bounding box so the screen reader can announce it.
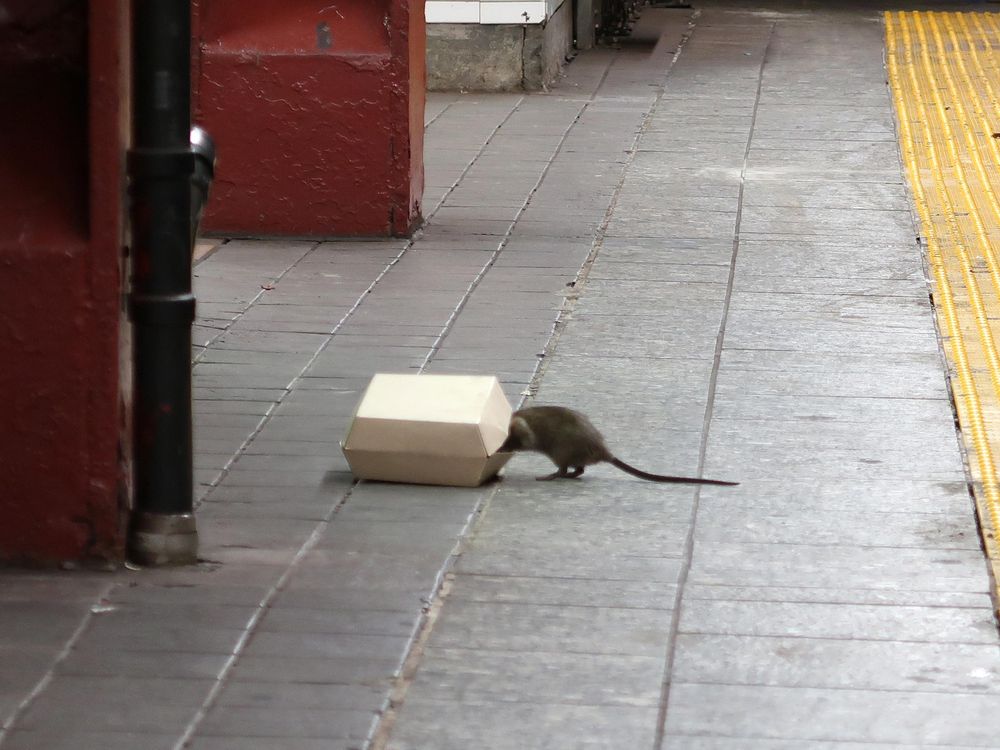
[423,96,458,130]
[416,50,627,373]
[634,541,977,552]
[176,86,551,744]
[733,289,929,297]
[370,679,1000,700]
[672,633,996,647]
[695,505,972,516]
[171,455,489,750]
[676,600,993,612]
[366,31,697,750]
[417,602,676,614]
[663,729,990,748]
[411,632,999,653]
[170,482,362,750]
[515,19,703,402]
[453,572,985,594]
[194,95,526,504]
[653,18,777,750]
[371,698,666,711]
[0,581,118,745]
[50,96,526,750]
[191,240,320,366]
[740,205,910,213]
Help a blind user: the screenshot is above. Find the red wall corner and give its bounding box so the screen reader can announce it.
[0,1,131,565]
[193,0,426,238]
[401,0,427,235]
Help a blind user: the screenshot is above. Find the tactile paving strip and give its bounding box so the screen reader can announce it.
[886,10,1000,598]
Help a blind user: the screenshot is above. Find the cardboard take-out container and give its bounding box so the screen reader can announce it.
[341,373,514,487]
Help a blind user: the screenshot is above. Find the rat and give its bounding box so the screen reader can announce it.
[496,405,738,485]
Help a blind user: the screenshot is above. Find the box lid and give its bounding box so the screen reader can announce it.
[345,373,511,458]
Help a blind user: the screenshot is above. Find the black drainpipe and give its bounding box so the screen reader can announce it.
[127,0,198,565]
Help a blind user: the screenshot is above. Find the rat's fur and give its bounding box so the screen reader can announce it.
[498,406,737,485]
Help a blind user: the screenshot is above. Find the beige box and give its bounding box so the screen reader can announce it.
[341,373,514,487]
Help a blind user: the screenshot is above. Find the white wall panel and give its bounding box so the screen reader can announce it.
[426,0,558,24]
[425,1,480,23]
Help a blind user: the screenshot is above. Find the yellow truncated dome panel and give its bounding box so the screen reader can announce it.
[886,10,1000,596]
[342,373,513,487]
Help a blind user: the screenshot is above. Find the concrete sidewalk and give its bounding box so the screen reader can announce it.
[2,3,999,749]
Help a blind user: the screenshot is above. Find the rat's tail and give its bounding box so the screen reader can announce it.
[609,458,738,486]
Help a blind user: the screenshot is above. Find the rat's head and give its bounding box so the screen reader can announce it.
[497,415,537,453]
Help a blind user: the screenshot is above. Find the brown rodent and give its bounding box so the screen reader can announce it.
[497,405,738,485]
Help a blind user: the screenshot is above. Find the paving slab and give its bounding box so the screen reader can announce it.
[386,700,660,750]
[188,738,356,750]
[1,730,179,750]
[196,706,377,741]
[679,598,997,643]
[409,647,666,707]
[224,654,402,686]
[687,541,990,593]
[672,633,1000,693]
[683,582,991,609]
[663,683,1000,746]
[663,741,985,750]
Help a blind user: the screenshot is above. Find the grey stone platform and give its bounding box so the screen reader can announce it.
[2,3,999,749]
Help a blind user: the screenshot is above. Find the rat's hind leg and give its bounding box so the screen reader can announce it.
[536,466,585,481]
[536,466,570,481]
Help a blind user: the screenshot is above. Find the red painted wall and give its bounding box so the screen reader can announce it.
[193,0,425,238]
[0,2,130,564]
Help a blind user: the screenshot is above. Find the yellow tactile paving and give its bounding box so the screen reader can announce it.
[886,10,1000,597]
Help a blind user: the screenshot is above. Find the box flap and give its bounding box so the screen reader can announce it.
[478,378,513,453]
[478,450,514,483]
